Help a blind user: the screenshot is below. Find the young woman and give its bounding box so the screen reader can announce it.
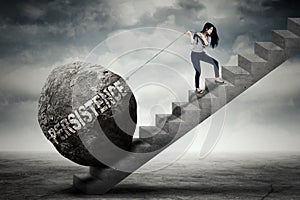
[186,22,224,94]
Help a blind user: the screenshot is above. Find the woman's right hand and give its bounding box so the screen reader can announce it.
[185,30,192,36]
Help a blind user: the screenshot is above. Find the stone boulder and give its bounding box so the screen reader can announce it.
[38,61,137,166]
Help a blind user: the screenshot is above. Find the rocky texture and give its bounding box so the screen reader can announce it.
[38,61,137,166]
[1,152,300,199]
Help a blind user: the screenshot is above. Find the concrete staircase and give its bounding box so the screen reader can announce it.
[73,18,300,194]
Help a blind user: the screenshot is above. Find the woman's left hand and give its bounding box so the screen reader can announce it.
[198,32,205,40]
[197,32,208,46]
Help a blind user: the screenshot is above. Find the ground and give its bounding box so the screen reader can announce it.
[0,151,299,199]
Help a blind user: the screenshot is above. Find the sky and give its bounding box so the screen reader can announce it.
[0,0,299,155]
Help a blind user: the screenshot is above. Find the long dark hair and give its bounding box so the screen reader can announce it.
[193,22,219,48]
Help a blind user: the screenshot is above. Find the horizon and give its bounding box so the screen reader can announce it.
[0,0,299,155]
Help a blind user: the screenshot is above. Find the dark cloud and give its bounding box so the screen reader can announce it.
[238,0,300,16]
[0,0,178,75]
[136,0,206,33]
[236,0,300,40]
[1,0,299,102]
[261,0,300,16]
[0,0,299,151]
[177,0,206,11]
[0,0,109,25]
[0,0,116,81]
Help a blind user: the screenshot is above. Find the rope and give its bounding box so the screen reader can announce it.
[124,31,187,80]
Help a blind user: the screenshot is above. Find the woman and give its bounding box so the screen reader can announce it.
[186,22,224,94]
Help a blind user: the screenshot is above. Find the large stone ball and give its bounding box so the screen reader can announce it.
[38,61,137,166]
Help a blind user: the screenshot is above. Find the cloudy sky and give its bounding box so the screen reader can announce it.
[0,0,299,154]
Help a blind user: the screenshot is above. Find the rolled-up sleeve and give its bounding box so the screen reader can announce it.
[190,39,195,45]
[207,36,211,45]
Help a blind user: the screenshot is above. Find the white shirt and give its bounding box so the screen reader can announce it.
[191,34,211,53]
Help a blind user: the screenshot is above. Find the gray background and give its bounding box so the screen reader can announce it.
[0,0,299,153]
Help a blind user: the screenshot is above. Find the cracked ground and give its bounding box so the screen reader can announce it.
[1,152,299,199]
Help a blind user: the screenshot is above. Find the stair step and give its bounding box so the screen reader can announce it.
[155,113,196,139]
[140,122,199,151]
[172,102,201,123]
[288,18,300,37]
[205,78,237,102]
[167,120,199,139]
[155,114,175,129]
[139,126,162,139]
[190,92,223,118]
[172,102,199,111]
[172,102,201,112]
[238,53,268,80]
[188,89,209,102]
[189,90,217,105]
[190,92,217,107]
[272,30,300,51]
[130,138,153,152]
[205,78,234,90]
[222,65,253,87]
[136,127,173,150]
[155,113,182,130]
[254,42,286,67]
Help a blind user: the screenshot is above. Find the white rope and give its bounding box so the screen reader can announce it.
[124,31,187,80]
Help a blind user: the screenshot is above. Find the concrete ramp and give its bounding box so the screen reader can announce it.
[73,17,300,194]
